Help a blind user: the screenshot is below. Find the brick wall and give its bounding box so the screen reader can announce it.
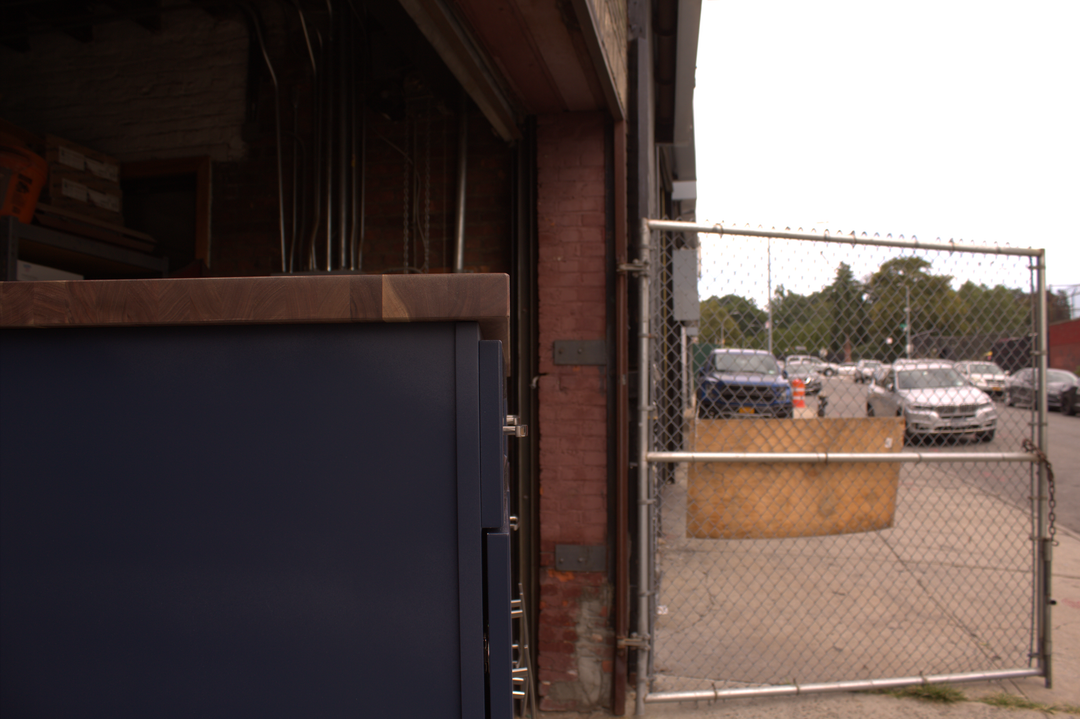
[535,111,613,711]
[1049,317,1080,373]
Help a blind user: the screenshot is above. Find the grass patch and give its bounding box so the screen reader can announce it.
[872,684,1080,713]
[980,693,1045,710]
[882,684,967,703]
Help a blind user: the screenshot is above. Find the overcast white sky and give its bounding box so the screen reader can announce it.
[693,0,1080,308]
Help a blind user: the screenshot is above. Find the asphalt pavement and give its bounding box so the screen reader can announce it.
[542,524,1080,718]
[816,375,1080,534]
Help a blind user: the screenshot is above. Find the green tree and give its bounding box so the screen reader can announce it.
[770,284,831,357]
[824,262,868,360]
[699,294,766,348]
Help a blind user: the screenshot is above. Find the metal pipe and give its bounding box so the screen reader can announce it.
[324,2,335,270]
[644,668,1042,704]
[647,451,1038,464]
[453,90,468,272]
[644,220,1044,258]
[348,15,362,270]
[357,101,367,271]
[635,217,652,715]
[239,3,287,273]
[286,0,317,75]
[1035,250,1052,687]
[303,26,324,271]
[289,95,300,272]
[337,9,348,270]
[612,119,630,716]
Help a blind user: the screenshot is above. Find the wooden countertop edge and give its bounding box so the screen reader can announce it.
[1,274,511,374]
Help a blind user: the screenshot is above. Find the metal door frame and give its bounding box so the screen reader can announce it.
[632,219,1053,714]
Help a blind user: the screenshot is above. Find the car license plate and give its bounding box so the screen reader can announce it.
[738,407,755,414]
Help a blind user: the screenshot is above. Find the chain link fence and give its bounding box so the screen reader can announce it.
[638,221,1051,707]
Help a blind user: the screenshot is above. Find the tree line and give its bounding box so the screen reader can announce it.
[698,257,1072,363]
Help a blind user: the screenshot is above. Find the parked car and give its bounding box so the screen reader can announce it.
[954,360,1008,399]
[854,359,883,383]
[697,349,793,418]
[1005,367,1080,414]
[838,362,858,377]
[783,359,824,395]
[866,361,997,443]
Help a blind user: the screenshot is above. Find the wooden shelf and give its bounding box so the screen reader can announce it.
[1,216,169,280]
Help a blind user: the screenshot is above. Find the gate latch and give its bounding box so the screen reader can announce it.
[617,634,649,649]
[504,415,528,438]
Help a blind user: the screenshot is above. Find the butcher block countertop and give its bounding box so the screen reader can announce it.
[0,274,511,373]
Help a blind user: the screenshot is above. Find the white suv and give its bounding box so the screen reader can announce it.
[953,360,1008,399]
[866,361,997,444]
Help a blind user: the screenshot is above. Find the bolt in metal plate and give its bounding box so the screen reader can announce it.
[553,340,607,366]
[555,544,607,572]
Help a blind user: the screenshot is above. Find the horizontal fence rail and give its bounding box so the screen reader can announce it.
[647,451,1038,464]
[644,669,1043,704]
[644,220,1044,258]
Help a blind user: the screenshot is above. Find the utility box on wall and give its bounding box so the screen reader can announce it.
[0,275,514,719]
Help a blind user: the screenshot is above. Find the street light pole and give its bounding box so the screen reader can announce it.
[905,284,911,359]
[767,238,774,355]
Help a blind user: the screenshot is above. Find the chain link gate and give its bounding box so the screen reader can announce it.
[633,220,1054,713]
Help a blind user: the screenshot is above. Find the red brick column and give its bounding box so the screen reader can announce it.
[534,112,612,711]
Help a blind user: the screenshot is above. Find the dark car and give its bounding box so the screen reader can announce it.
[1006,368,1080,414]
[697,349,793,418]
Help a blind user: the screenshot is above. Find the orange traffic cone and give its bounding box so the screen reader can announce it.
[792,379,806,409]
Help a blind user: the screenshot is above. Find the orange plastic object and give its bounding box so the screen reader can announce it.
[1,144,48,223]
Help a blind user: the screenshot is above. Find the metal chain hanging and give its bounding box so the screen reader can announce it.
[1023,438,1058,545]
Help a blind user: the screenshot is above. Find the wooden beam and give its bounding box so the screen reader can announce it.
[396,0,522,141]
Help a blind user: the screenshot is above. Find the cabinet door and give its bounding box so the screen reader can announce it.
[479,339,512,719]
[2,322,489,718]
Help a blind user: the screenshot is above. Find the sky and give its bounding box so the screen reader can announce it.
[692,0,1080,311]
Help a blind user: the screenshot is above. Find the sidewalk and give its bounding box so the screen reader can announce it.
[542,473,1080,719]
[635,520,1079,716]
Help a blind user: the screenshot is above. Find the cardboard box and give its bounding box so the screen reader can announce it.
[45,169,123,223]
[44,134,120,183]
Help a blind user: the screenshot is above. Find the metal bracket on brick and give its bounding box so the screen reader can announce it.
[552,339,606,365]
[554,544,606,572]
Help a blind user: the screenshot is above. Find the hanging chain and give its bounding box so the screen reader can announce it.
[1022,438,1057,546]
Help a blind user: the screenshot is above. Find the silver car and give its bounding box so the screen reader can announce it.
[954,360,1008,399]
[866,361,997,443]
[783,360,824,395]
[854,359,883,384]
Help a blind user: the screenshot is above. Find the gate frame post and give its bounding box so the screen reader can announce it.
[635,217,653,715]
[1034,251,1053,688]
